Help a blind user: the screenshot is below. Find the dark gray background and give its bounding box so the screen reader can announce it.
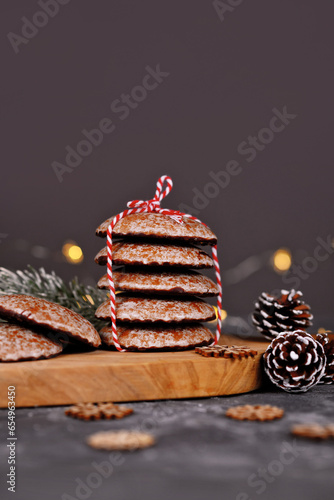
[1,0,333,319]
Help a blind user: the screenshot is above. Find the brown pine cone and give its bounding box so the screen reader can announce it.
[263,330,326,392]
[252,289,313,340]
[316,332,334,385]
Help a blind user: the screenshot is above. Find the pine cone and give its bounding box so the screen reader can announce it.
[263,330,326,392]
[316,332,334,385]
[252,289,313,340]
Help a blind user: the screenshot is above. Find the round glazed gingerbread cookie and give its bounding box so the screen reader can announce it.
[97,268,219,297]
[94,241,214,268]
[0,323,63,361]
[100,324,213,350]
[95,295,216,323]
[0,295,101,348]
[96,213,217,245]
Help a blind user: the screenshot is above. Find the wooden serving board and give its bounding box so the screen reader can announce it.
[0,335,269,408]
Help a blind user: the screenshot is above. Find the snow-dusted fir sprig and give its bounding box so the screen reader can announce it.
[0,266,106,329]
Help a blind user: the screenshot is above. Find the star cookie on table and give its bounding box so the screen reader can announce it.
[226,404,284,421]
[195,345,258,358]
[65,402,133,421]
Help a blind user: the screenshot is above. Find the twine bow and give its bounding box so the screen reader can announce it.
[126,176,185,223]
[106,175,222,352]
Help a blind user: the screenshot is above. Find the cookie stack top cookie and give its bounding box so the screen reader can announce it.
[94,176,221,351]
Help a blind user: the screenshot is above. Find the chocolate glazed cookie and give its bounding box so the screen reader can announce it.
[94,241,214,268]
[97,268,219,297]
[100,324,213,351]
[0,323,63,362]
[95,295,216,323]
[96,213,217,245]
[0,295,101,348]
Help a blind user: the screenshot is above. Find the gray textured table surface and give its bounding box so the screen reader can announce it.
[1,384,334,500]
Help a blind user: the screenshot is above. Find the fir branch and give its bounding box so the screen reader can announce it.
[0,266,106,329]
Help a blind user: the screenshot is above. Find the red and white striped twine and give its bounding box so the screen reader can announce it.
[106,175,222,352]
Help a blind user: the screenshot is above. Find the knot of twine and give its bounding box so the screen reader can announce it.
[127,176,184,223]
[106,175,222,352]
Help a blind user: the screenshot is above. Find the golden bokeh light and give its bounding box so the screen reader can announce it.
[272,248,292,273]
[212,306,227,322]
[220,309,227,321]
[62,241,84,264]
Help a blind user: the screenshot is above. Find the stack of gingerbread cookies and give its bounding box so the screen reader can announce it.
[94,213,219,351]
